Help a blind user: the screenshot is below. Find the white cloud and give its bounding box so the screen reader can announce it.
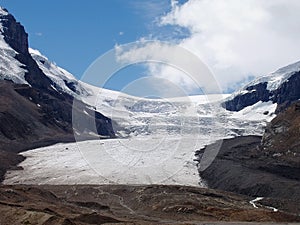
[159,0,300,92]
[130,0,170,19]
[115,41,221,96]
[116,0,300,95]
[35,32,43,36]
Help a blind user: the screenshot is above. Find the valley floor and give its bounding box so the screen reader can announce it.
[0,184,299,225]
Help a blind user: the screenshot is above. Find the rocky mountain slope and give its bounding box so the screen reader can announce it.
[0,7,115,182]
[203,59,300,205]
[261,101,300,173]
[198,101,300,208]
[0,8,115,148]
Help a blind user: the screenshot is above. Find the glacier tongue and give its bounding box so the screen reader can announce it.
[3,91,275,186]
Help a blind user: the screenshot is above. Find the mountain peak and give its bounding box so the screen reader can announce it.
[28,48,43,57]
[0,7,9,16]
[274,60,300,75]
[0,8,28,55]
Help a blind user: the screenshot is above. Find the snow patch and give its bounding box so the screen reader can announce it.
[226,61,300,103]
[251,61,300,91]
[3,90,272,186]
[0,7,8,16]
[230,101,277,122]
[28,48,43,57]
[250,197,264,208]
[0,19,28,84]
[50,84,58,91]
[249,197,278,212]
[0,40,28,84]
[29,48,90,97]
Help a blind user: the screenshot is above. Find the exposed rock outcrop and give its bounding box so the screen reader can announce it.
[261,100,300,180]
[0,8,28,55]
[272,72,300,112]
[224,82,270,112]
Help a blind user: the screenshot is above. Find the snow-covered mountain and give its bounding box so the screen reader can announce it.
[0,5,297,133]
[0,8,28,84]
[2,15,277,185]
[0,6,279,139]
[224,61,300,112]
[2,6,297,186]
[0,7,115,155]
[28,48,91,97]
[27,45,278,138]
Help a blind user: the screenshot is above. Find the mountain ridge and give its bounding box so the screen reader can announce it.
[224,61,300,113]
[0,7,115,177]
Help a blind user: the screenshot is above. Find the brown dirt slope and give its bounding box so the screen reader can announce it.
[262,101,300,172]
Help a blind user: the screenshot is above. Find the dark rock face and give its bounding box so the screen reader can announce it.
[63,80,78,94]
[0,11,28,55]
[0,9,55,90]
[0,8,115,179]
[272,72,300,112]
[0,81,114,154]
[224,71,300,113]
[224,82,270,111]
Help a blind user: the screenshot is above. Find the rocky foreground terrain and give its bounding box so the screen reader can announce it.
[0,184,299,225]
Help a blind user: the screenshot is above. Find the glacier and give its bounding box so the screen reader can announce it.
[3,49,278,186]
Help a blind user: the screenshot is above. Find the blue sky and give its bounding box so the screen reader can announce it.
[0,1,161,79]
[1,0,300,97]
[0,0,189,95]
